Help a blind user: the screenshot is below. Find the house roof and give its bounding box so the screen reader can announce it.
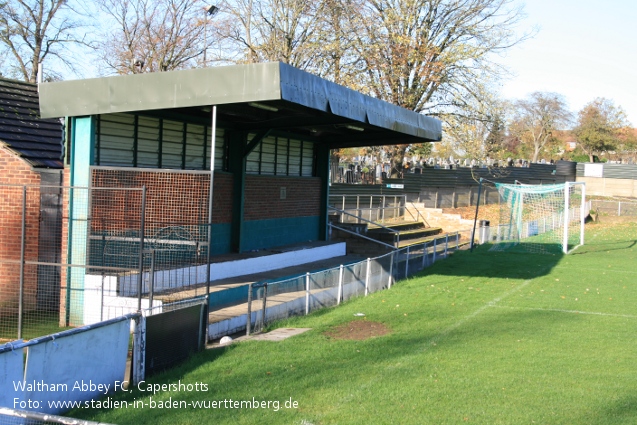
[0,78,64,168]
[38,62,441,149]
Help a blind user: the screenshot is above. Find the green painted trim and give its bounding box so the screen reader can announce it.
[209,224,232,255]
[315,144,330,240]
[241,216,320,252]
[228,130,246,252]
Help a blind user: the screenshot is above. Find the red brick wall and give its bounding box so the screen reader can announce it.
[0,148,42,315]
[59,167,70,325]
[243,175,321,221]
[90,169,234,235]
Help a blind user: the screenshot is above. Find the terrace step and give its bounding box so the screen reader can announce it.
[367,221,443,246]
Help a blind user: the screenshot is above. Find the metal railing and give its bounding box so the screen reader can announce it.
[328,206,400,249]
[590,199,637,216]
[328,194,408,224]
[241,231,471,337]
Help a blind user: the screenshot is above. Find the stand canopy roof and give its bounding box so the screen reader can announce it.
[39,62,441,148]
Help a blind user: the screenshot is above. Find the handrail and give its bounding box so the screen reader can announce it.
[329,205,400,239]
[329,206,401,247]
[405,202,430,227]
[328,194,406,224]
[328,222,397,250]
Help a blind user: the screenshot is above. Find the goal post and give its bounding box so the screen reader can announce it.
[489,182,586,254]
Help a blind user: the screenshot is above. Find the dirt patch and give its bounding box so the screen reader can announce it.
[443,204,502,225]
[325,320,390,341]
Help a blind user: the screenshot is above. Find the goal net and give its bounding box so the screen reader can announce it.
[489,182,586,254]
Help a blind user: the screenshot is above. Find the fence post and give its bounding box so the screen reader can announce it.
[365,258,371,296]
[381,195,386,223]
[18,185,26,339]
[260,282,268,331]
[132,315,146,385]
[456,232,459,249]
[337,264,343,305]
[433,238,437,263]
[341,195,345,223]
[445,235,448,257]
[137,186,147,312]
[149,249,156,311]
[422,242,427,269]
[388,252,394,289]
[356,195,360,223]
[305,272,310,315]
[246,283,253,336]
[405,246,410,277]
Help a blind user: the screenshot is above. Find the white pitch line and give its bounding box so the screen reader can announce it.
[491,305,637,319]
[422,275,539,349]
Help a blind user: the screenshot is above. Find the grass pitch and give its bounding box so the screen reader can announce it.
[75,221,637,425]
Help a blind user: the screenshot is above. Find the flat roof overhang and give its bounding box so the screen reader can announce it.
[39,62,441,149]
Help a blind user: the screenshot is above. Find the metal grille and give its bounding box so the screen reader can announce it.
[0,170,215,341]
[90,167,212,300]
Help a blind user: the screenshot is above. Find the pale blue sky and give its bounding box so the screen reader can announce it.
[498,0,637,126]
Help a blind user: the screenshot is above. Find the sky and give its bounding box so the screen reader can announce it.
[497,0,637,126]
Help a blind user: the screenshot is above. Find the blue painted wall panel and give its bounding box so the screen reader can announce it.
[242,216,320,251]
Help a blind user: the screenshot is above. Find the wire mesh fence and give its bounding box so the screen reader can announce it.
[0,167,215,343]
[590,199,637,216]
[242,231,468,336]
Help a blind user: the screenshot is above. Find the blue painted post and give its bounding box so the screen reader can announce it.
[68,116,95,325]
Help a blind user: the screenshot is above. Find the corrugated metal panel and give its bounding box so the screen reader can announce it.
[601,164,637,179]
[330,165,569,198]
[246,134,315,177]
[97,113,225,170]
[576,163,637,180]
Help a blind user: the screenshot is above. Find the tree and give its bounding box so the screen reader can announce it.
[0,0,89,82]
[573,98,631,163]
[213,0,324,69]
[510,92,571,163]
[95,0,210,74]
[348,0,532,176]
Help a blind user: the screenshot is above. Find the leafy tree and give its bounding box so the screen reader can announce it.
[0,0,90,82]
[510,92,571,163]
[348,0,531,176]
[573,98,631,163]
[95,0,210,74]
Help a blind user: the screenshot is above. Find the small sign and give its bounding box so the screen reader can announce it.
[584,163,603,178]
[386,184,404,189]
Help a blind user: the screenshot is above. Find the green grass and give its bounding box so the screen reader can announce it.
[0,310,70,341]
[73,221,637,425]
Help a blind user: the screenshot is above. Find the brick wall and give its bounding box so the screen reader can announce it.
[243,175,321,221]
[0,148,42,315]
[90,169,234,234]
[59,167,70,325]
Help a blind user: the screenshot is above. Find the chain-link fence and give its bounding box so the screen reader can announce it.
[589,199,637,216]
[1,166,216,343]
[0,184,147,341]
[242,230,469,337]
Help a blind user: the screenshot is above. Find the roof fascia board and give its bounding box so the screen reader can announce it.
[38,62,283,119]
